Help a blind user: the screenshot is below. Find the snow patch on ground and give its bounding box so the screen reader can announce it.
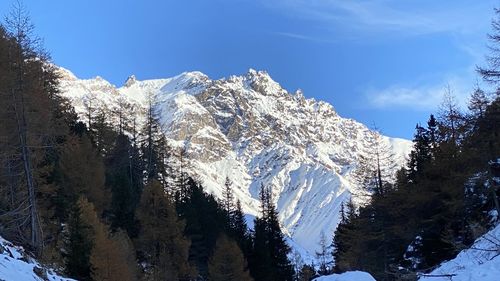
[313,271,376,281]
[418,223,500,281]
[0,235,74,281]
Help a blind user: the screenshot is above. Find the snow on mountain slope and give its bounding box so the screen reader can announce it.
[57,67,412,256]
[0,235,74,281]
[418,223,500,281]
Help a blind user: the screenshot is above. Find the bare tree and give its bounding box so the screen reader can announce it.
[478,8,500,89]
[354,126,397,195]
[316,231,332,275]
[0,1,51,252]
[438,86,465,144]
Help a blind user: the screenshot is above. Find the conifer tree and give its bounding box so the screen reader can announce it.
[251,184,294,281]
[232,199,251,252]
[142,97,170,186]
[64,203,93,281]
[106,134,143,236]
[221,177,236,228]
[91,106,117,154]
[175,177,227,278]
[83,93,97,135]
[406,124,431,183]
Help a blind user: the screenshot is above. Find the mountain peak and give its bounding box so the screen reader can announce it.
[246,68,270,79]
[124,75,137,87]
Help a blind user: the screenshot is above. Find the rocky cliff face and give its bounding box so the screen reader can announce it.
[58,67,412,257]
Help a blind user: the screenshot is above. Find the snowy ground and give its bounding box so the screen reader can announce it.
[418,223,500,281]
[0,236,74,281]
[313,271,376,281]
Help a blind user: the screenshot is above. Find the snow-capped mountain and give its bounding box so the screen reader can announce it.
[57,67,412,256]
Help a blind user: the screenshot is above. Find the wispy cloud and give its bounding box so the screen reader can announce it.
[366,75,475,111]
[260,0,495,38]
[271,31,336,43]
[272,31,318,41]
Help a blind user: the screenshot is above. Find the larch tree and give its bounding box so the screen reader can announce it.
[136,180,194,281]
[208,234,253,281]
[0,2,66,253]
[315,231,332,275]
[78,197,138,281]
[468,86,490,120]
[55,134,109,218]
[354,127,396,195]
[478,7,500,89]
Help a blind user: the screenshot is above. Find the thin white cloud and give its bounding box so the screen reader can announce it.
[366,75,474,111]
[272,31,337,43]
[260,0,495,37]
[273,31,318,41]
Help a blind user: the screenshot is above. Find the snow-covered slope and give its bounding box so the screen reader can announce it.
[0,235,74,281]
[313,271,376,281]
[418,223,500,281]
[58,67,412,256]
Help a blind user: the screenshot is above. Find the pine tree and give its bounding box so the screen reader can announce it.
[106,134,143,236]
[64,203,93,281]
[175,177,226,278]
[332,198,359,273]
[251,185,294,281]
[406,124,431,183]
[221,177,236,228]
[208,234,253,281]
[141,97,170,186]
[427,114,438,151]
[83,92,97,135]
[232,199,251,252]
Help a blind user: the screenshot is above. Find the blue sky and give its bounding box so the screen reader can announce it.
[1,0,497,139]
